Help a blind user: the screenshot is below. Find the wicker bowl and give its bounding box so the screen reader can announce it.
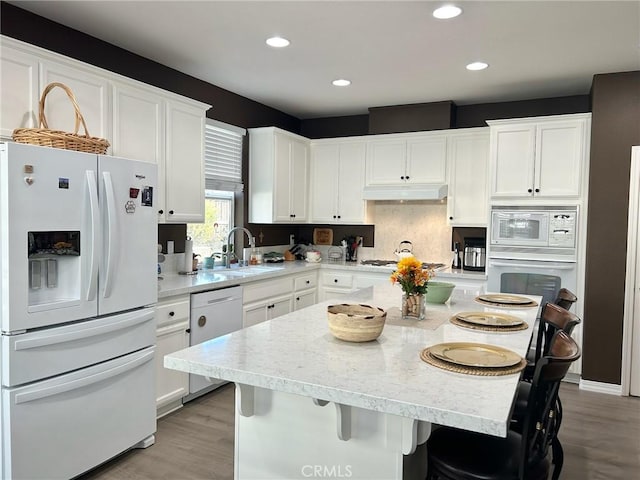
[425,281,456,304]
[327,304,386,342]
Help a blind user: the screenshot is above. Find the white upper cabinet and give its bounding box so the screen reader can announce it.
[112,81,206,223]
[366,132,447,186]
[447,129,490,226]
[1,36,209,224]
[164,100,206,223]
[310,140,367,223]
[112,81,164,164]
[0,45,38,139]
[249,127,310,223]
[488,113,591,200]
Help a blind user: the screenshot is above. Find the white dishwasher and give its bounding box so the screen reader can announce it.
[186,285,243,401]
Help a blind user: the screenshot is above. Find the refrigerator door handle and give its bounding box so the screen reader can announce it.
[13,348,154,405]
[13,309,155,351]
[102,171,118,299]
[86,170,99,301]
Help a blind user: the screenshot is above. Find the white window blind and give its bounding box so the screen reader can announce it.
[204,119,246,192]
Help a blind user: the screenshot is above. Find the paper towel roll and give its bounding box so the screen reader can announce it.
[184,237,193,273]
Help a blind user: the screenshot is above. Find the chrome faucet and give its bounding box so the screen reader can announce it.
[226,227,255,268]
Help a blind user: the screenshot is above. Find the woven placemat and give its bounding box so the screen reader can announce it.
[420,348,527,376]
[474,297,539,309]
[450,316,529,332]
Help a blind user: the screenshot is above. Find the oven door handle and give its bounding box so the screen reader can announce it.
[490,260,575,270]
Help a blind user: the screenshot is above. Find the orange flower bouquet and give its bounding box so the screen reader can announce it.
[390,257,434,319]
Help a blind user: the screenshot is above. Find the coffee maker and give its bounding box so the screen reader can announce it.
[463,237,486,272]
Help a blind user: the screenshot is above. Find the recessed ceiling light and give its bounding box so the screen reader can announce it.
[266,36,290,48]
[332,79,351,87]
[433,5,462,19]
[466,61,489,71]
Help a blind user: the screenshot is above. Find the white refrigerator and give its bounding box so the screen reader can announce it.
[0,142,158,479]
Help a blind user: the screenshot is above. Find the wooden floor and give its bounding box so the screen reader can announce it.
[80,382,640,480]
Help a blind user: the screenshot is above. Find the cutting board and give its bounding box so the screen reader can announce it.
[313,228,333,245]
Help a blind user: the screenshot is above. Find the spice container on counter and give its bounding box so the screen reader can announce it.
[250,247,263,265]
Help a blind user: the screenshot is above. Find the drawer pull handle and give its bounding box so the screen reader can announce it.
[169,311,175,317]
[198,315,207,327]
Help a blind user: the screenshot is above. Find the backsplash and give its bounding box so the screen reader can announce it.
[363,201,452,263]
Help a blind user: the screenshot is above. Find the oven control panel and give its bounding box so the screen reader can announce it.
[548,210,577,248]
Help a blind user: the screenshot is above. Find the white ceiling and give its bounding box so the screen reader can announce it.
[8,0,640,119]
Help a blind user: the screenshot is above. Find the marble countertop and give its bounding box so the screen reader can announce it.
[158,260,486,298]
[165,284,539,437]
[158,261,320,298]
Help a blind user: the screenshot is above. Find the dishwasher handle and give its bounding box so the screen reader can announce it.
[206,295,238,305]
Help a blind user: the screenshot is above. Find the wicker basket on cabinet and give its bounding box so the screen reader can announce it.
[12,82,110,154]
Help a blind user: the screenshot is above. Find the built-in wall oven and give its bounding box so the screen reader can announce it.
[487,206,580,372]
[487,205,578,305]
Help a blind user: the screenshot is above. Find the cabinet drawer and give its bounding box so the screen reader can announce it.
[243,277,292,304]
[157,298,190,328]
[322,272,353,288]
[294,272,317,291]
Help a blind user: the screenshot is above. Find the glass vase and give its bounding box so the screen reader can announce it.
[402,293,425,320]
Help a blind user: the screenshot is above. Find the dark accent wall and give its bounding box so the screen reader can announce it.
[583,71,640,384]
[368,101,455,134]
[455,95,591,128]
[300,115,369,139]
[300,96,591,138]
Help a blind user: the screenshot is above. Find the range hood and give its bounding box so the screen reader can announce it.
[362,184,448,201]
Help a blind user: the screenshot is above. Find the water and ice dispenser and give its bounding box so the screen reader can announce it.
[28,230,81,310]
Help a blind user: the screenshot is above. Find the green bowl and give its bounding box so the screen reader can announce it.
[425,282,455,304]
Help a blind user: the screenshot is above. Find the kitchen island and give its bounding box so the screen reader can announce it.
[165,284,539,480]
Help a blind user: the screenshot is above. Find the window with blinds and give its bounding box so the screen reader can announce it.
[204,119,245,192]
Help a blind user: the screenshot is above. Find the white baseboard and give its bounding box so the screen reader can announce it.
[563,373,580,384]
[579,379,623,396]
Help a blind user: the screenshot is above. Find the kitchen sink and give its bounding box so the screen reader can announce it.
[202,265,285,278]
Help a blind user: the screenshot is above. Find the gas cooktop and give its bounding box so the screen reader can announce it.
[360,260,446,270]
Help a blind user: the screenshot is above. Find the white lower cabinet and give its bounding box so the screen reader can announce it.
[243,271,319,327]
[320,269,487,301]
[293,271,318,310]
[243,294,292,328]
[320,271,356,302]
[243,277,294,328]
[155,295,190,417]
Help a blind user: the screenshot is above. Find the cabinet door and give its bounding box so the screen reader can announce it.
[40,61,110,145]
[112,82,164,164]
[447,132,490,226]
[268,295,293,320]
[490,125,536,197]
[0,46,38,139]
[406,135,447,183]
[294,290,317,310]
[290,138,309,222]
[535,120,585,198]
[310,143,340,222]
[155,320,189,410]
[366,139,406,185]
[273,133,293,222]
[337,143,367,223]
[165,100,205,223]
[243,302,267,328]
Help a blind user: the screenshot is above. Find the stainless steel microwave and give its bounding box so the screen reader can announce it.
[490,206,578,259]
